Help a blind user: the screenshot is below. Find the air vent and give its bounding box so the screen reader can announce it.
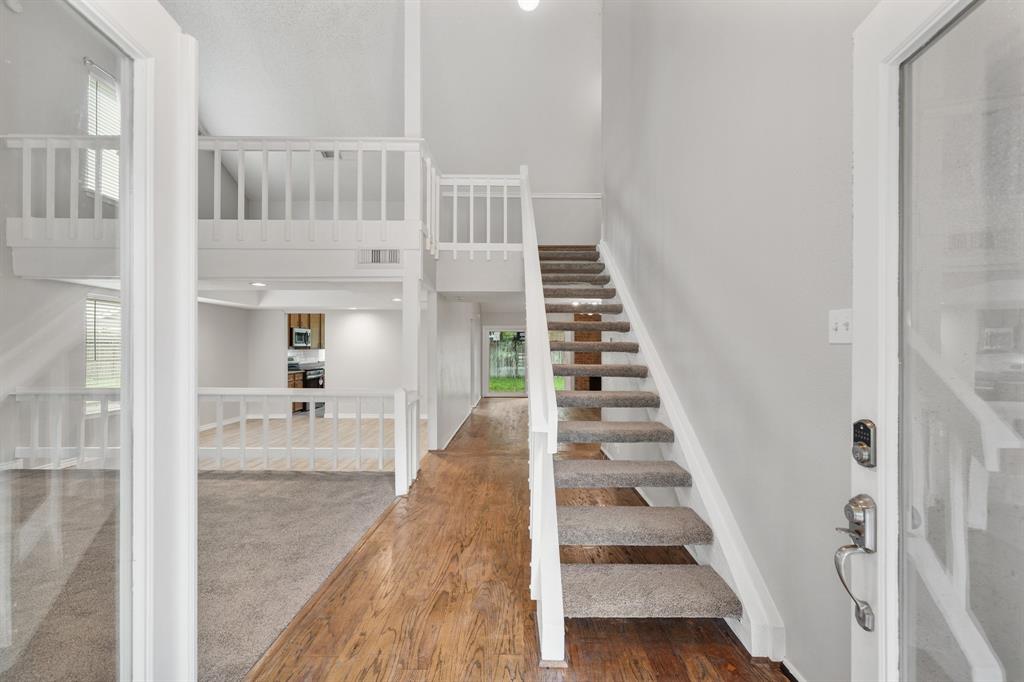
[357,248,401,265]
[320,150,342,160]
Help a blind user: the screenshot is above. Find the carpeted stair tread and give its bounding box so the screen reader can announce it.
[541,262,606,274]
[546,303,622,314]
[561,564,742,619]
[547,320,630,332]
[544,287,616,299]
[539,250,601,261]
[539,245,598,251]
[553,364,647,378]
[549,340,639,353]
[542,273,612,285]
[558,420,674,443]
[557,506,712,546]
[556,390,658,408]
[553,459,691,488]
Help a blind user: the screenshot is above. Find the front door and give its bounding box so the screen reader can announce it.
[851,1,1022,680]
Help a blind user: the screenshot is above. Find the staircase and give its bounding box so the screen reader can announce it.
[540,244,742,622]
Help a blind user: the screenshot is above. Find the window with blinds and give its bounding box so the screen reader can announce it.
[85,298,121,390]
[84,72,120,202]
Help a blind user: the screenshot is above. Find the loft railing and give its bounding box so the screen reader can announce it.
[520,164,565,664]
[2,135,120,245]
[8,387,423,496]
[196,136,423,247]
[422,153,524,260]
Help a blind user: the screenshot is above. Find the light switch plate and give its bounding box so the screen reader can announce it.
[829,309,853,344]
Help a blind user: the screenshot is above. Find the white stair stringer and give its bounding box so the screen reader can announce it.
[596,240,786,661]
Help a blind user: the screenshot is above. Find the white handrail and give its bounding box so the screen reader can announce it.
[521,164,564,664]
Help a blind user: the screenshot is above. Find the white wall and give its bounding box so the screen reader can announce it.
[197,303,250,424]
[602,2,874,679]
[423,0,602,245]
[247,309,286,389]
[437,296,480,447]
[324,310,402,390]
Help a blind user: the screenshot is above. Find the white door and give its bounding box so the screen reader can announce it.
[851,1,1023,680]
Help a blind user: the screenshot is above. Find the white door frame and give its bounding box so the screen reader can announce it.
[851,1,976,680]
[482,326,527,397]
[66,1,198,679]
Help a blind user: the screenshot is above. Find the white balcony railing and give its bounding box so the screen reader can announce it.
[520,164,564,664]
[422,151,524,260]
[2,135,120,245]
[8,387,423,496]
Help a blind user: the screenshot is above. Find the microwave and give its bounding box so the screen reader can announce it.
[291,327,311,348]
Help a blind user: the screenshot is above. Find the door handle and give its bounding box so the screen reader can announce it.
[835,544,875,631]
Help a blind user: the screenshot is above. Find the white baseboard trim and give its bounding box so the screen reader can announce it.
[599,240,786,661]
[782,658,808,682]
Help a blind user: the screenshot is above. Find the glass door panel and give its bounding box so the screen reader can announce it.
[900,2,1024,679]
[0,1,132,677]
[486,330,526,396]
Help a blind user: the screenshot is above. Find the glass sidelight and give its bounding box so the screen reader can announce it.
[0,1,132,677]
[486,329,527,395]
[899,1,1024,679]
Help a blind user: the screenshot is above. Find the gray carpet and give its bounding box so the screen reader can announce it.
[0,470,395,681]
[198,471,394,681]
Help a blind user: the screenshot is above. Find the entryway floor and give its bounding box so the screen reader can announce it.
[248,398,787,681]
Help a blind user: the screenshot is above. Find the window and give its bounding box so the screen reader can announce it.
[85,298,121,413]
[84,71,120,202]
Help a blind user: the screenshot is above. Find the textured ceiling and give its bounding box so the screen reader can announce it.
[160,0,404,137]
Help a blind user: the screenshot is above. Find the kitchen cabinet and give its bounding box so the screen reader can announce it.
[287,313,325,349]
[289,371,304,413]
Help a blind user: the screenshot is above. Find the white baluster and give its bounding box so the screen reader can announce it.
[378,397,385,470]
[49,395,62,468]
[236,143,246,241]
[21,143,31,240]
[239,397,247,470]
[100,396,110,465]
[213,142,221,241]
[332,397,340,470]
[356,397,363,470]
[262,395,270,470]
[261,144,269,242]
[286,402,293,469]
[69,141,79,239]
[216,397,224,469]
[332,141,340,241]
[503,183,509,261]
[469,183,475,261]
[308,399,316,469]
[380,144,388,241]
[93,148,103,239]
[308,142,316,242]
[45,140,55,240]
[77,394,87,466]
[356,142,364,241]
[452,182,458,260]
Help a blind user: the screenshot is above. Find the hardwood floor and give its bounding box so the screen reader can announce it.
[247,399,788,681]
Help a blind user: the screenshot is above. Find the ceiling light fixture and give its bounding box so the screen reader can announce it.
[250,281,267,287]
[392,297,402,303]
[518,0,539,11]
[348,307,358,311]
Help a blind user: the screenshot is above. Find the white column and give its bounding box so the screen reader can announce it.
[402,264,421,392]
[425,288,439,450]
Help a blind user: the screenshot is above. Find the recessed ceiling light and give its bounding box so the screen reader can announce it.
[348,307,358,310]
[250,281,267,287]
[392,297,402,303]
[571,301,580,306]
[518,0,539,11]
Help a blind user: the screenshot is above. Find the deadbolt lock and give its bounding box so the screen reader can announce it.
[852,419,876,468]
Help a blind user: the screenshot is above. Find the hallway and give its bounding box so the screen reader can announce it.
[248,398,786,680]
